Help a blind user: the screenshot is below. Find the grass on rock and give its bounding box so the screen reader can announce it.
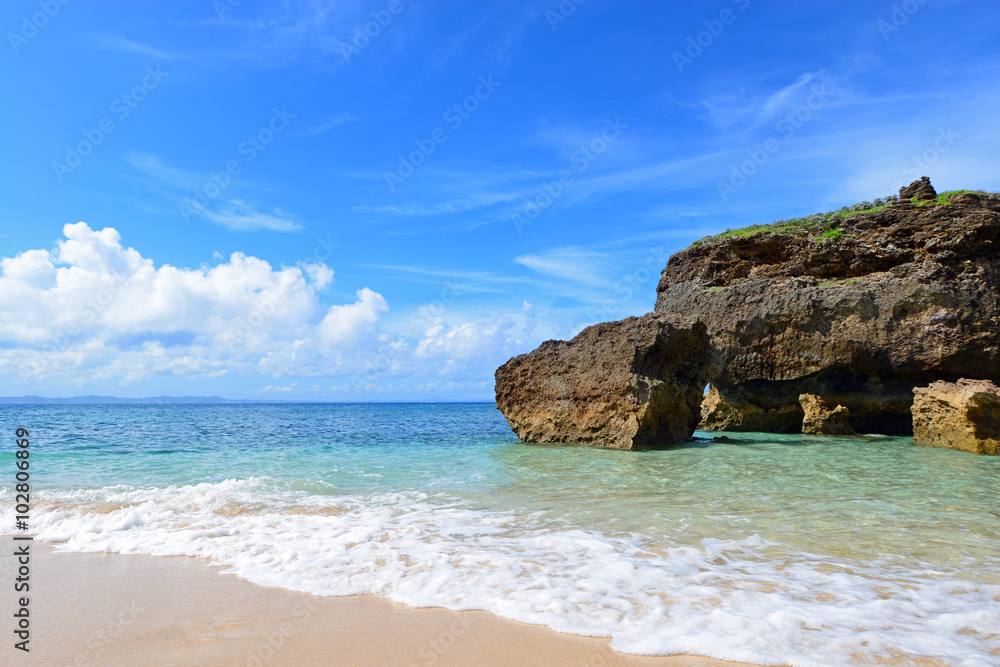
[689,190,997,248]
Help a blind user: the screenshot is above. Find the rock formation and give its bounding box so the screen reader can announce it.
[700,384,801,432]
[912,379,1000,455]
[899,176,937,201]
[799,393,856,436]
[494,314,717,449]
[655,179,1000,434]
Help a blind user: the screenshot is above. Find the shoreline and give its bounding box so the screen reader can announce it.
[1,537,762,666]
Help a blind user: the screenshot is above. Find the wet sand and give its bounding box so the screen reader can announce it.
[0,537,763,667]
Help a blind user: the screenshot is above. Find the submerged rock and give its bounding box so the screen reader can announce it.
[494,314,717,449]
[912,379,1000,455]
[656,178,1000,434]
[799,393,856,436]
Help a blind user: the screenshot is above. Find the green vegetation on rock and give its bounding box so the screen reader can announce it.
[690,196,895,247]
[912,190,992,207]
[688,189,998,249]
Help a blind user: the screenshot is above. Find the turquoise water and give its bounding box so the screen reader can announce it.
[1,403,999,665]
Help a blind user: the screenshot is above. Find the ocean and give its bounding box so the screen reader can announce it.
[1,403,998,666]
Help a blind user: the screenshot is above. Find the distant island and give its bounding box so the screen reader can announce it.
[0,396,481,404]
[0,395,257,404]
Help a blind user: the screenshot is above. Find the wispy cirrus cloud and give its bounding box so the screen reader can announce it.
[356,148,731,233]
[92,1,411,70]
[127,152,205,189]
[125,152,301,232]
[757,72,821,121]
[191,200,302,232]
[515,247,609,288]
[354,190,528,217]
[297,112,359,137]
[698,70,833,130]
[367,264,532,293]
[93,33,182,60]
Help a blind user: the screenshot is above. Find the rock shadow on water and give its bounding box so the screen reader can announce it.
[693,430,896,449]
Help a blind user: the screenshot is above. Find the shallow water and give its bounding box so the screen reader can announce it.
[1,403,998,666]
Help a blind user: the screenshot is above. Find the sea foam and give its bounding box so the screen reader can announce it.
[4,478,999,667]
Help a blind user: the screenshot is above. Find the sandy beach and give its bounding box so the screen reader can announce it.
[1,537,760,667]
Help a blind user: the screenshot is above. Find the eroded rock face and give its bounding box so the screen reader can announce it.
[799,393,856,436]
[656,181,1000,434]
[912,379,1000,455]
[899,176,937,201]
[495,314,717,449]
[700,384,802,432]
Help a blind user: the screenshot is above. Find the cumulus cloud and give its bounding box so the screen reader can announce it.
[0,223,586,396]
[416,318,512,361]
[0,222,388,383]
[319,288,388,348]
[410,302,576,379]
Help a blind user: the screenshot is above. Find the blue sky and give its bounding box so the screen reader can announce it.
[1,0,998,400]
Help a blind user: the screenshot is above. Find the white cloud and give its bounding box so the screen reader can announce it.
[191,200,302,232]
[416,317,510,361]
[0,249,56,288]
[515,246,608,287]
[297,112,358,137]
[94,34,180,60]
[0,224,592,395]
[355,190,526,216]
[410,302,578,379]
[0,223,390,384]
[318,288,388,349]
[127,152,205,189]
[251,383,300,393]
[758,72,817,121]
[699,71,830,130]
[127,153,302,232]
